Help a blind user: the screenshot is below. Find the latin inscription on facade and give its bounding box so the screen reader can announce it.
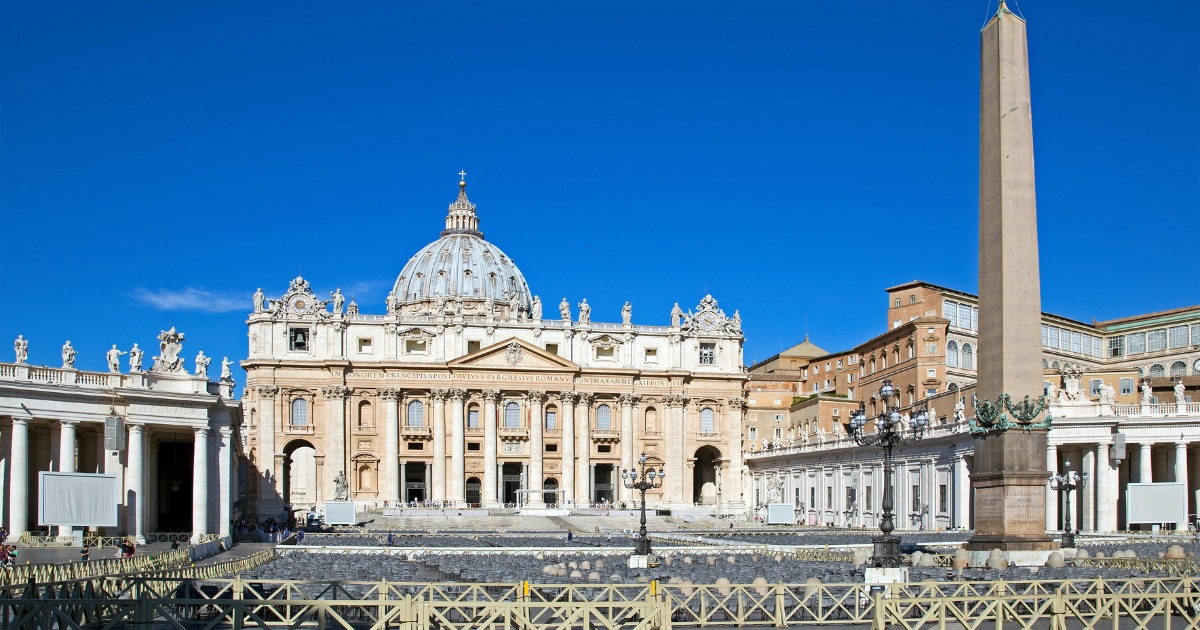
[130,403,208,419]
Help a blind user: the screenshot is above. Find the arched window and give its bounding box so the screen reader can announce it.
[870,357,877,373]
[596,404,612,431]
[1149,364,1165,378]
[250,409,257,428]
[1043,358,1049,368]
[358,401,373,429]
[1052,361,1060,369]
[644,407,658,433]
[467,404,480,429]
[1136,367,1144,380]
[544,406,558,430]
[504,402,520,428]
[291,398,308,426]
[907,344,914,359]
[407,400,425,427]
[1170,361,1186,377]
[700,407,715,434]
[961,343,974,370]
[946,341,959,368]
[948,383,958,393]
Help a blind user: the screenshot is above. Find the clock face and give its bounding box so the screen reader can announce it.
[698,311,719,331]
[289,296,309,314]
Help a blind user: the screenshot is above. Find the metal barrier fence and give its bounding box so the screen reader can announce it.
[0,547,192,587]
[5,573,1195,629]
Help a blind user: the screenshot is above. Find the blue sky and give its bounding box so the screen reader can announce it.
[2,1,1197,384]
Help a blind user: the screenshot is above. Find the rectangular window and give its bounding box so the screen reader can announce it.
[895,298,901,307]
[748,427,757,439]
[1048,327,1059,349]
[1168,325,1188,349]
[810,487,817,508]
[545,343,559,355]
[912,485,921,512]
[1109,336,1124,358]
[927,369,937,377]
[1119,378,1134,395]
[597,444,612,453]
[407,442,424,451]
[1147,329,1167,352]
[1071,331,1082,354]
[938,485,948,513]
[699,343,716,365]
[357,338,373,353]
[467,340,481,353]
[289,327,310,351]
[774,427,782,439]
[545,443,557,452]
[774,414,784,421]
[795,489,801,507]
[1192,324,1200,347]
[405,339,427,354]
[837,359,843,368]
[544,409,557,430]
[865,486,873,511]
[813,364,820,374]
[827,486,833,507]
[467,409,480,428]
[595,346,615,359]
[644,348,658,363]
[944,300,959,328]
[467,442,480,451]
[1127,332,1146,355]
[1060,328,1071,351]
[1042,325,1049,347]
[1090,379,1103,396]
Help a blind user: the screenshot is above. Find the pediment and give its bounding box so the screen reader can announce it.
[448,338,579,371]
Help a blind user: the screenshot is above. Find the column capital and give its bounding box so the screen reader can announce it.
[128,422,145,434]
[58,419,79,428]
[321,385,351,399]
[482,389,501,403]
[431,388,450,402]
[560,391,580,404]
[379,388,401,400]
[577,392,594,407]
[449,388,469,402]
[256,385,279,398]
[727,396,746,411]
[11,416,29,427]
[665,394,690,408]
[618,393,639,407]
[526,390,547,403]
[195,427,211,438]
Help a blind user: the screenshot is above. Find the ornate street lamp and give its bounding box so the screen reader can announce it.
[622,453,664,557]
[1048,462,1084,548]
[847,379,929,567]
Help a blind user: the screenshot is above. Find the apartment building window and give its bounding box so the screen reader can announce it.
[946,341,959,367]
[774,427,783,440]
[961,343,974,370]
[748,427,757,439]
[699,343,716,365]
[1192,324,1200,347]
[1109,336,1124,358]
[895,298,901,307]
[1147,329,1167,353]
[1090,379,1103,396]
[1169,325,1189,349]
[837,359,843,368]
[1119,378,1134,395]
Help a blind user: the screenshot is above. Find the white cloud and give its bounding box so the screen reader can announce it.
[129,288,246,313]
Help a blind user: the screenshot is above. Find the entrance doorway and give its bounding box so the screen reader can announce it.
[501,462,523,505]
[283,440,317,510]
[465,477,481,507]
[402,462,427,504]
[155,441,193,531]
[692,446,721,505]
[544,478,559,506]
[594,464,616,504]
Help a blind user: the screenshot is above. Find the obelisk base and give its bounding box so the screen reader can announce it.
[966,429,1057,553]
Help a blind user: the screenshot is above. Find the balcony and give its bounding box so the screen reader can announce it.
[500,426,529,441]
[591,429,620,444]
[401,425,433,440]
[284,424,315,436]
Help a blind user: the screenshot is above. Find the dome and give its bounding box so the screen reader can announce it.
[390,180,534,317]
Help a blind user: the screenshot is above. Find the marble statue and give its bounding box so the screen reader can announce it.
[152,327,186,373]
[1045,383,1058,403]
[1100,383,1116,405]
[670,303,683,327]
[330,289,344,314]
[953,399,965,423]
[129,343,143,371]
[578,299,591,324]
[531,295,542,320]
[13,335,28,364]
[61,341,77,369]
[728,310,742,333]
[484,293,494,316]
[106,344,126,373]
[767,473,784,504]
[1141,381,1152,404]
[559,298,571,321]
[333,471,349,501]
[453,298,463,314]
[434,295,446,313]
[220,357,234,382]
[386,293,397,314]
[621,301,632,325]
[1175,380,1187,403]
[194,351,211,377]
[253,288,265,313]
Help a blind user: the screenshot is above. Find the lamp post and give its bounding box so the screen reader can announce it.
[1048,462,1084,548]
[847,379,929,568]
[622,453,664,557]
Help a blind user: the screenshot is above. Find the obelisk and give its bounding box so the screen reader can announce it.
[966,0,1056,555]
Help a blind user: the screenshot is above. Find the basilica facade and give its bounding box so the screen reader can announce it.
[241,180,747,517]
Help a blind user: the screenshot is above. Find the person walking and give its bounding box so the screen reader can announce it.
[79,546,90,563]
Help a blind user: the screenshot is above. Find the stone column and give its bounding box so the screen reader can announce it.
[482,390,499,508]
[192,427,210,543]
[127,423,146,543]
[528,391,546,507]
[1139,443,1153,483]
[575,394,593,503]
[257,385,280,512]
[560,392,578,505]
[322,387,349,504]
[1082,447,1096,532]
[955,456,972,529]
[219,427,232,537]
[431,390,448,503]
[1095,442,1114,533]
[1175,442,1189,530]
[399,460,406,504]
[424,462,432,500]
[665,395,688,506]
[8,418,29,539]
[726,398,746,510]
[618,394,636,504]
[380,389,400,504]
[1045,444,1059,532]
[55,420,78,537]
[449,389,467,506]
